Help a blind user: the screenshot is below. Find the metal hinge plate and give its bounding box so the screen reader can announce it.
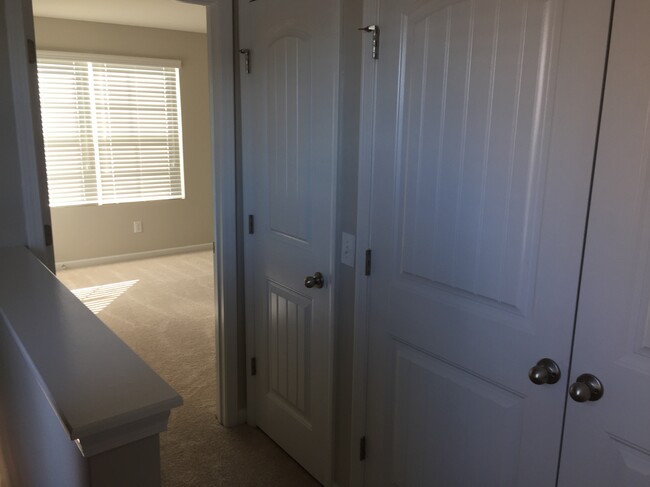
[251,357,257,376]
[240,49,251,74]
[359,25,380,59]
[248,215,255,234]
[360,436,367,461]
[364,249,372,276]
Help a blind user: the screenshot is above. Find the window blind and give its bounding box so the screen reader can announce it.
[37,52,185,207]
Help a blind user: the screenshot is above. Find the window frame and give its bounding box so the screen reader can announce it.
[37,50,186,208]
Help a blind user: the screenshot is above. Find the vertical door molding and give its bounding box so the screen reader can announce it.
[191,0,244,427]
[349,0,379,485]
[4,0,54,270]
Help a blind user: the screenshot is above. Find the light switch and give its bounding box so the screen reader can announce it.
[341,232,356,268]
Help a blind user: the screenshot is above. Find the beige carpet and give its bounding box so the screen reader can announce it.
[57,251,319,487]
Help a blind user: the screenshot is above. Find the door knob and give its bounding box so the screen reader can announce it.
[304,272,325,289]
[569,374,603,402]
[528,358,561,385]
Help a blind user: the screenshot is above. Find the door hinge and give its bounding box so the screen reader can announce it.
[44,224,53,247]
[212,241,216,254]
[360,436,367,461]
[251,357,257,376]
[27,38,36,64]
[364,249,372,276]
[358,25,380,60]
[240,48,251,74]
[248,215,255,234]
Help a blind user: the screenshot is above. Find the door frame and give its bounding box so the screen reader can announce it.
[14,0,246,427]
[190,0,244,427]
[4,0,54,271]
[349,0,378,484]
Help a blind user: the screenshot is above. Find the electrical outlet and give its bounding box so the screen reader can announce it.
[341,232,356,268]
[133,221,143,233]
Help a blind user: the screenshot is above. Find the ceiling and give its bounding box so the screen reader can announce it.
[31,0,207,34]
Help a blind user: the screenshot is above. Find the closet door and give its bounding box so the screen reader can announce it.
[359,0,611,485]
[239,0,339,484]
[558,1,650,484]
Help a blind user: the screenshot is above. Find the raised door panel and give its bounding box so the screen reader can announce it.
[390,342,524,486]
[267,282,311,422]
[400,0,551,313]
[267,34,312,244]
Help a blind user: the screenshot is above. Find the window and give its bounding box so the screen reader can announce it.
[37,51,185,207]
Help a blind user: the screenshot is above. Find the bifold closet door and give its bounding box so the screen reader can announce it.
[558,0,650,484]
[360,0,611,485]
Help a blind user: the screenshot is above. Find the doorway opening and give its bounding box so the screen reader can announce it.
[29,0,313,484]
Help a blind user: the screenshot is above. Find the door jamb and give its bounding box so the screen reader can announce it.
[349,0,379,484]
[13,0,245,426]
[203,0,243,427]
[4,0,54,271]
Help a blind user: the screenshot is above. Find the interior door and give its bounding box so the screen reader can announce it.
[239,0,339,484]
[362,0,611,485]
[558,0,650,484]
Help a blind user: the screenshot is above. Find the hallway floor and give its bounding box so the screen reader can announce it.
[57,251,319,486]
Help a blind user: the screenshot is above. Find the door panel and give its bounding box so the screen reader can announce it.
[239,0,339,484]
[558,0,650,484]
[363,0,611,485]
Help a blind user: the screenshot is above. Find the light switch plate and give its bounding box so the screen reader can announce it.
[341,232,356,268]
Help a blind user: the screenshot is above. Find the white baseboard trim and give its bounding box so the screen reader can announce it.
[56,243,213,270]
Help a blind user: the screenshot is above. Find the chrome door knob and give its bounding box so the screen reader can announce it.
[528,358,561,385]
[304,272,325,289]
[569,374,604,402]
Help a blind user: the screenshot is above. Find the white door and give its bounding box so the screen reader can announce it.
[239,0,339,484]
[361,0,611,485]
[558,0,650,484]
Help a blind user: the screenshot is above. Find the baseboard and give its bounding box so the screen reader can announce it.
[56,243,213,270]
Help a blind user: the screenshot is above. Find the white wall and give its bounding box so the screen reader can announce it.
[33,17,213,263]
[334,0,363,484]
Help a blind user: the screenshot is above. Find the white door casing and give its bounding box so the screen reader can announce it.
[360,0,611,485]
[558,0,650,484]
[239,0,340,484]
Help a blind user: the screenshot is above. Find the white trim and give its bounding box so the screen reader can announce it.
[5,0,54,271]
[349,0,379,485]
[207,0,241,428]
[37,50,182,68]
[55,243,213,270]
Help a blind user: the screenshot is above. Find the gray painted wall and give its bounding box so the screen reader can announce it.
[0,0,28,248]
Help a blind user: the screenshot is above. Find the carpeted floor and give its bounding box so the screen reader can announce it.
[57,251,319,487]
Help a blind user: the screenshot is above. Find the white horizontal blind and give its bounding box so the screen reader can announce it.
[37,53,185,207]
[37,59,98,206]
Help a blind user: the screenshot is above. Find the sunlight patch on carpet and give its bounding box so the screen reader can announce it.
[71,280,139,314]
